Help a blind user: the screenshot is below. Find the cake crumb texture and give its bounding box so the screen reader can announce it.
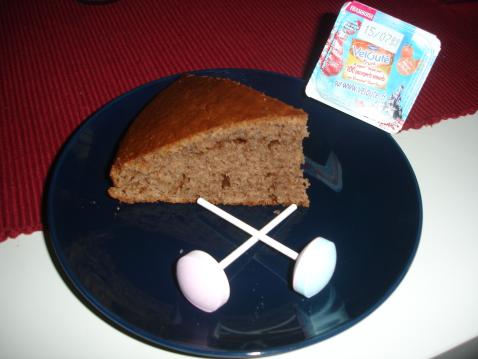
[108,74,310,206]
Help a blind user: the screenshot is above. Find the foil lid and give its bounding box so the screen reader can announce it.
[306,1,441,133]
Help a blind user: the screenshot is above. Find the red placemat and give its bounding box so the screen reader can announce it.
[1,0,477,242]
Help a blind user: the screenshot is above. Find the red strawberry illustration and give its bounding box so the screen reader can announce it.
[329,31,346,58]
[331,42,344,57]
[334,31,347,44]
[322,53,344,77]
[344,19,362,35]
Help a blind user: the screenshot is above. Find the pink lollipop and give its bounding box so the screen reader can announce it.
[176,203,298,312]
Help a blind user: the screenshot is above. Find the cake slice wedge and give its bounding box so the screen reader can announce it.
[108,74,310,206]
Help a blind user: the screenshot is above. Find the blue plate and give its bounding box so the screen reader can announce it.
[47,69,422,357]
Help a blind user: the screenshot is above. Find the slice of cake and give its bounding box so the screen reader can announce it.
[108,74,310,206]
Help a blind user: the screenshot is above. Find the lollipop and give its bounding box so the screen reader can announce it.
[176,198,337,312]
[176,203,297,312]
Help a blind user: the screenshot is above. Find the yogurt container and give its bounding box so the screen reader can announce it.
[306,2,441,133]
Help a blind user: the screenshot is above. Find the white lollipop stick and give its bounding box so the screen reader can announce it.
[218,204,297,269]
[197,198,337,299]
[177,203,297,312]
[198,198,299,260]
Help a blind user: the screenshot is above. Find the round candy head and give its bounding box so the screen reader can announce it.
[176,250,230,312]
[292,237,337,298]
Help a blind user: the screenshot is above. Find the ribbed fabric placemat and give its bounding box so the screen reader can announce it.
[1,0,477,242]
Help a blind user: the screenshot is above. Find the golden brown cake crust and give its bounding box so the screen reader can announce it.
[109,74,310,206]
[113,74,307,167]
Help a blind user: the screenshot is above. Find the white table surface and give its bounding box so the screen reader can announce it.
[1,112,478,359]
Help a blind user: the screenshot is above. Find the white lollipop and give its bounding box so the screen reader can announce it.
[176,203,298,312]
[292,237,337,298]
[197,198,337,299]
[176,250,230,313]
